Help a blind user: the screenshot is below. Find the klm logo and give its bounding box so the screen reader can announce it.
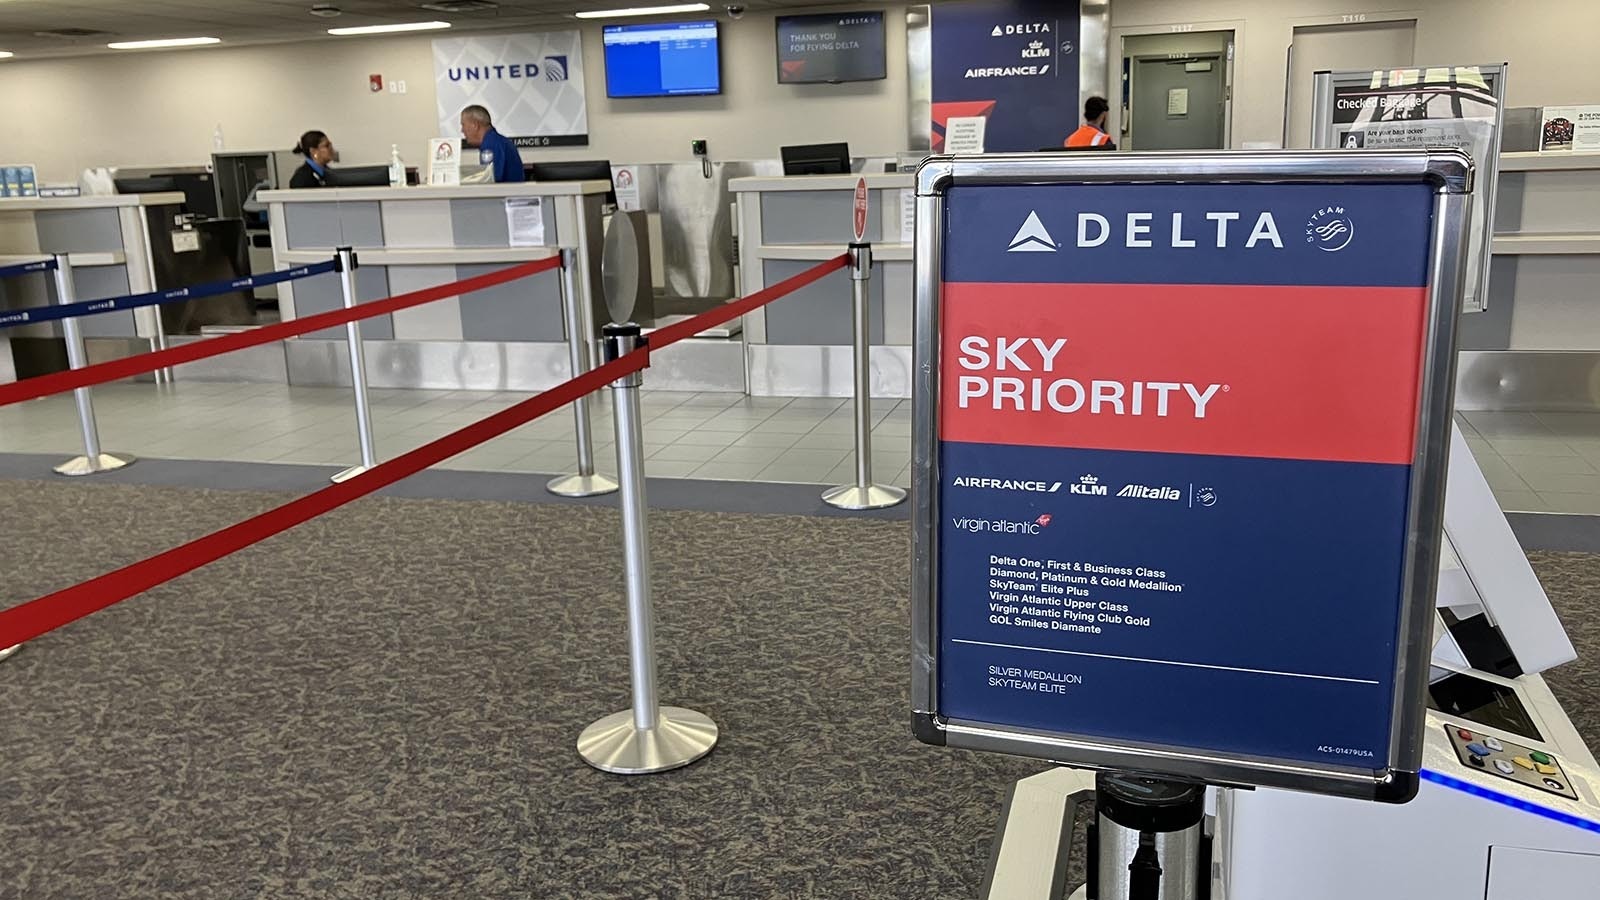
[1007,211,1058,252]
[1069,474,1106,496]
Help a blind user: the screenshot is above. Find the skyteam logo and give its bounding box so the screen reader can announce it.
[1008,211,1058,252]
[1305,206,1355,252]
[544,55,569,81]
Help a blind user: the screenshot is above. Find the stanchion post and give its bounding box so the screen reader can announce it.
[546,247,618,498]
[331,246,378,484]
[822,242,905,510]
[0,644,19,663]
[51,254,134,477]
[577,323,718,775]
[150,304,173,387]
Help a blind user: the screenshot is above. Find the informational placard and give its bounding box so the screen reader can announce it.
[427,139,462,186]
[1540,105,1600,152]
[505,197,546,246]
[776,10,887,84]
[1312,64,1505,313]
[1,164,39,198]
[1166,87,1189,116]
[611,164,656,212]
[929,0,1079,152]
[433,32,589,148]
[945,116,988,154]
[852,177,870,242]
[911,151,1472,801]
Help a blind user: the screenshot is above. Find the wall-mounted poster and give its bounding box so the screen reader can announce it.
[433,32,589,148]
[930,0,1080,153]
[1540,105,1600,153]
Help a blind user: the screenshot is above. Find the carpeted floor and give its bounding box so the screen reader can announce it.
[1,478,1596,899]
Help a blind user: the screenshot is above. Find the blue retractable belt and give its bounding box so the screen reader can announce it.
[0,257,58,282]
[0,258,339,330]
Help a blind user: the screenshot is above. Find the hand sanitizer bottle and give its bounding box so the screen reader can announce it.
[388,145,406,187]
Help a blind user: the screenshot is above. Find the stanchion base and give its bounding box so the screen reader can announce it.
[0,644,20,664]
[53,453,135,477]
[330,463,373,484]
[577,706,719,775]
[547,472,620,498]
[822,483,907,510]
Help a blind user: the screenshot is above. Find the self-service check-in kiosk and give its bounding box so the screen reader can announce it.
[909,149,1600,899]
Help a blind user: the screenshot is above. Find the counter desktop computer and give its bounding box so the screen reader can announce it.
[781,142,851,176]
[526,160,617,206]
[327,166,393,187]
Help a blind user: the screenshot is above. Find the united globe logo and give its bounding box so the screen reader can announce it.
[1305,206,1355,252]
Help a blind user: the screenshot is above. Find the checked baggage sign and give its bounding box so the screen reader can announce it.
[909,151,1474,801]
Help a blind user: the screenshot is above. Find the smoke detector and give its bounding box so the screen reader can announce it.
[309,4,343,17]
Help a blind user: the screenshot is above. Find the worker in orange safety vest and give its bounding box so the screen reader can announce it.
[1065,96,1117,149]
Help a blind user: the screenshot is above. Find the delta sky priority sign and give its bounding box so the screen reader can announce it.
[910,151,1473,801]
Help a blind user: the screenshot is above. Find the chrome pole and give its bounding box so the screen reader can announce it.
[150,303,173,387]
[52,254,133,477]
[331,246,378,484]
[822,243,905,510]
[547,247,618,497]
[577,323,718,775]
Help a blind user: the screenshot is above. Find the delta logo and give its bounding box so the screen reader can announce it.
[990,23,1052,36]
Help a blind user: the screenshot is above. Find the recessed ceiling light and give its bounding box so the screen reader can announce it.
[575,4,711,19]
[107,37,221,50]
[327,21,452,35]
[0,51,13,59]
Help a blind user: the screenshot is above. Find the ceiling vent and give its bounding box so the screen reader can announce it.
[33,28,112,38]
[420,0,501,12]
[310,4,343,17]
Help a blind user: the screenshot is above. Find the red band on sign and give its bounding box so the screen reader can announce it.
[939,281,1428,465]
[0,256,563,409]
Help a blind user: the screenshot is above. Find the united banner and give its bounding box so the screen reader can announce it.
[930,0,1080,152]
[433,32,589,148]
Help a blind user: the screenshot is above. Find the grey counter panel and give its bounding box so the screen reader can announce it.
[294,265,393,340]
[457,264,565,342]
[284,201,385,250]
[761,259,884,345]
[450,198,556,248]
[35,209,124,254]
[760,190,885,245]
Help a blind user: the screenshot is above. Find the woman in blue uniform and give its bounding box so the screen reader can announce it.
[289,130,336,188]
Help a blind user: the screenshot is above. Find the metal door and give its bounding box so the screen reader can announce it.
[1131,54,1225,150]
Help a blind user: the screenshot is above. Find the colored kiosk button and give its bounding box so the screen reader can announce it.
[1530,750,1554,765]
[1484,737,1504,752]
[1466,743,1490,757]
[1537,763,1559,776]
[1468,755,1485,767]
[1513,756,1536,770]
[1494,760,1515,775]
[1456,728,1473,741]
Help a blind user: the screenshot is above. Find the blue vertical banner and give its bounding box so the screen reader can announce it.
[930,0,1081,152]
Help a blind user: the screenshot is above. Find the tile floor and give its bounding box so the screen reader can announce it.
[4,383,1598,514]
[0,382,914,489]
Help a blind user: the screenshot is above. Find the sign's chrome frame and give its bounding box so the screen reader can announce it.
[909,150,1474,802]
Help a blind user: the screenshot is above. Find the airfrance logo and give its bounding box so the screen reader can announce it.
[1007,211,1058,252]
[1305,206,1355,252]
[544,55,568,81]
[951,476,1062,493]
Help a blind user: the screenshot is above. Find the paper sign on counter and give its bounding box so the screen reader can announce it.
[505,197,546,247]
[945,116,988,154]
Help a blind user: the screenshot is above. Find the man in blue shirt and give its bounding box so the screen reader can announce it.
[459,105,525,183]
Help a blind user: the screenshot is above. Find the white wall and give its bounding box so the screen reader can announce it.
[1110,0,1600,148]
[0,9,910,182]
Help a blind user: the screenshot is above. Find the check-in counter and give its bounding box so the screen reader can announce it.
[260,181,621,391]
[1457,152,1600,409]
[732,173,916,397]
[0,192,185,380]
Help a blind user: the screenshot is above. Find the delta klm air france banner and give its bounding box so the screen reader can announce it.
[433,32,589,148]
[936,182,1436,770]
[930,0,1080,152]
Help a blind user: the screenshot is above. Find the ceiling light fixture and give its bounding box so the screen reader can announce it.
[575,4,711,19]
[107,37,221,50]
[0,51,13,59]
[327,21,452,35]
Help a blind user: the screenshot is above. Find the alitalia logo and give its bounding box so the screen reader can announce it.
[1117,484,1182,501]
